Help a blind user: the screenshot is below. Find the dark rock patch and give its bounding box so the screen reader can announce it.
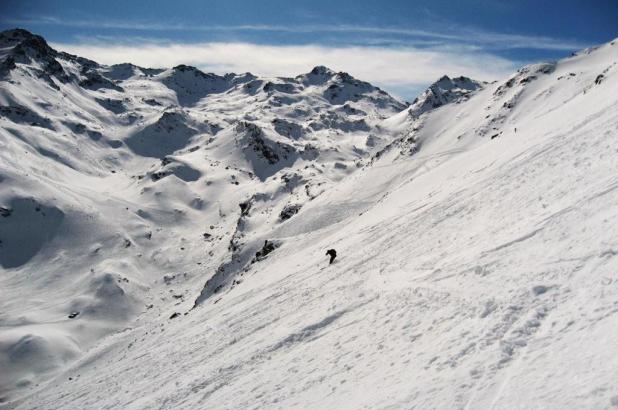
[279,204,302,221]
[252,240,278,263]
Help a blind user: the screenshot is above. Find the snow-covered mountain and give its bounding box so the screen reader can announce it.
[407,75,486,118]
[1,28,617,409]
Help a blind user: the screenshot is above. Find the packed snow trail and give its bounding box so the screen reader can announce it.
[1,30,618,409]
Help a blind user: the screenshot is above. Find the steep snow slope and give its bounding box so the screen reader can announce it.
[0,28,411,403]
[380,74,486,156]
[2,28,618,409]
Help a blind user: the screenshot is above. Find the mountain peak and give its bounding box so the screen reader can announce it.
[298,65,338,85]
[0,28,58,64]
[430,75,482,91]
[0,28,36,45]
[407,74,485,118]
[309,65,336,76]
[0,28,67,82]
[172,64,202,73]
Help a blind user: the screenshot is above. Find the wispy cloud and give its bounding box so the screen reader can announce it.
[52,41,519,100]
[7,13,586,100]
[6,15,588,51]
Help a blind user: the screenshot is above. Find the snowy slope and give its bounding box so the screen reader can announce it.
[0,28,408,404]
[1,29,618,409]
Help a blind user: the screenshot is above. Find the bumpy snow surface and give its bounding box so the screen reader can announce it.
[1,29,617,409]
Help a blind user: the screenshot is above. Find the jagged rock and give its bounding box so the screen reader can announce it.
[494,63,556,97]
[239,200,252,217]
[263,81,297,94]
[400,132,420,155]
[279,204,302,221]
[408,75,485,118]
[252,240,278,263]
[272,118,304,139]
[95,98,126,114]
[298,65,337,85]
[236,122,283,164]
[79,70,124,91]
[0,105,54,129]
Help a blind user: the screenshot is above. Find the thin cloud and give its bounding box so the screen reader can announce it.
[6,15,588,51]
[52,41,519,99]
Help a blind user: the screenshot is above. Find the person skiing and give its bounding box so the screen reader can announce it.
[326,249,337,264]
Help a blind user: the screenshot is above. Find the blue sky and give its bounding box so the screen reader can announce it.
[1,0,616,100]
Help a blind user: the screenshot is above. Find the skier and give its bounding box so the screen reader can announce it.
[326,249,337,264]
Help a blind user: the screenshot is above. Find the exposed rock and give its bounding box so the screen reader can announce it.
[252,240,278,263]
[279,204,302,221]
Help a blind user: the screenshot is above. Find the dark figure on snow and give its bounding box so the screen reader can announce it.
[326,249,337,264]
